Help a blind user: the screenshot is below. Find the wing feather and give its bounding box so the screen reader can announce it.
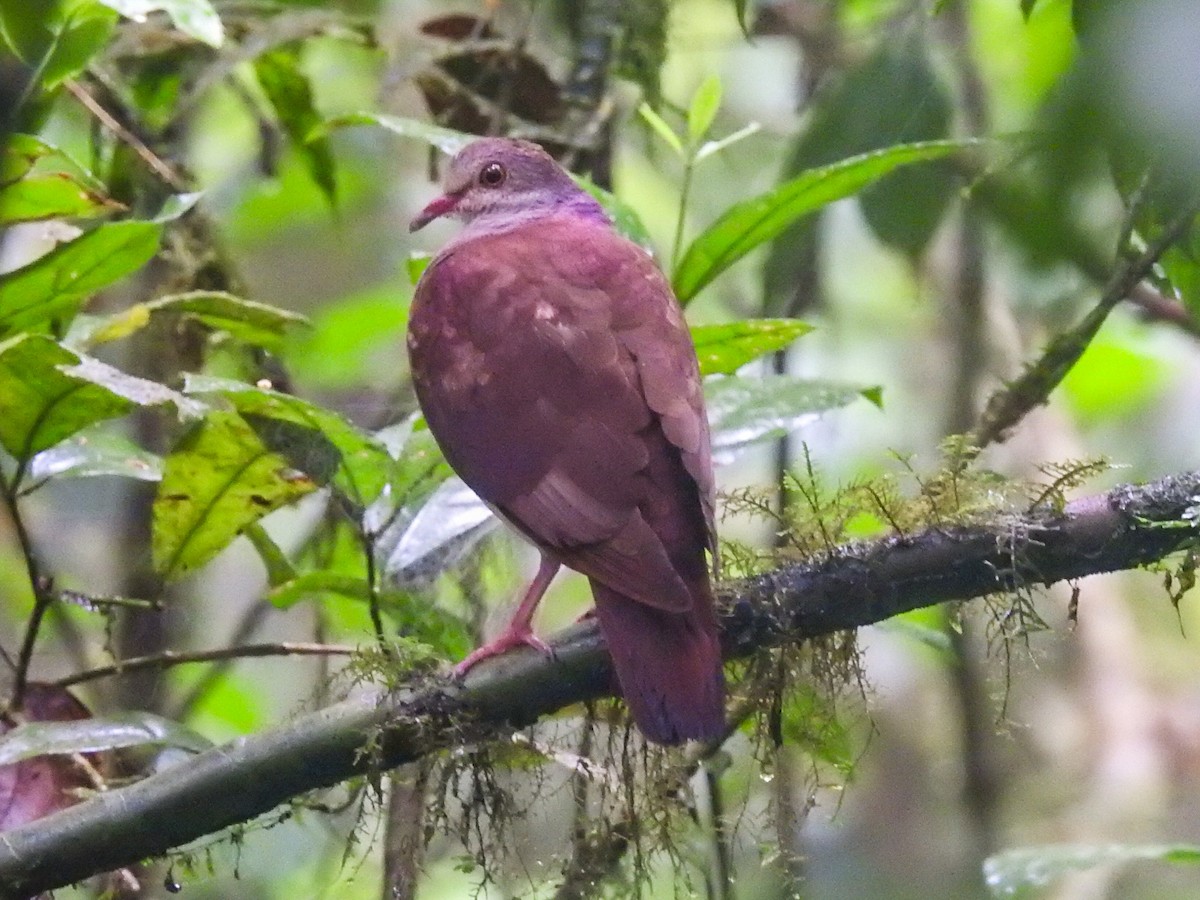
[408,216,715,607]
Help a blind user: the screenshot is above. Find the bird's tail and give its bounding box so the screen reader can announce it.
[590,579,725,745]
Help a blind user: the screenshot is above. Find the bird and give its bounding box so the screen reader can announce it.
[407,137,724,745]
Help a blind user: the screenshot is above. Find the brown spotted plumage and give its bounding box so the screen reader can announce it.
[408,139,723,744]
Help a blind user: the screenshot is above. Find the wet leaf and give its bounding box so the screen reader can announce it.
[0,336,195,470]
[0,711,212,765]
[0,335,131,463]
[691,319,813,376]
[705,374,871,465]
[24,427,162,492]
[0,684,93,831]
[97,0,223,47]
[984,844,1200,897]
[0,220,161,338]
[378,475,497,587]
[153,411,319,579]
[185,376,391,509]
[67,291,306,352]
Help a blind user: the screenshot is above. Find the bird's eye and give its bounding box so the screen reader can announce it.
[479,162,506,187]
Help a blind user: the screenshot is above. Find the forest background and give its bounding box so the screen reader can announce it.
[3,0,1200,898]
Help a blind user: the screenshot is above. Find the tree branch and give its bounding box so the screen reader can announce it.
[2,470,1199,896]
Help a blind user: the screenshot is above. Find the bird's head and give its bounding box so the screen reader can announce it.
[409,138,606,233]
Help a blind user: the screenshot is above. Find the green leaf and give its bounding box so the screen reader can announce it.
[268,571,373,609]
[637,102,684,156]
[1,135,55,185]
[854,34,956,256]
[96,0,223,47]
[0,335,156,465]
[24,427,162,493]
[0,220,162,338]
[66,291,306,352]
[705,374,871,464]
[0,3,117,90]
[0,173,122,224]
[185,376,392,508]
[574,176,656,252]
[406,253,432,286]
[674,139,976,303]
[691,319,814,376]
[0,711,212,764]
[153,411,319,579]
[314,112,472,155]
[254,45,336,207]
[146,292,307,351]
[687,75,722,143]
[984,844,1200,896]
[763,31,956,299]
[243,522,296,587]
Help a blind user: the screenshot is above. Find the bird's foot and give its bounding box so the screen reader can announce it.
[453,627,555,678]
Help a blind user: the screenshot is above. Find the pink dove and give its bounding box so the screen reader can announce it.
[408,138,724,745]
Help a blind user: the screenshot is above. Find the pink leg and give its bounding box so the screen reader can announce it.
[453,554,560,676]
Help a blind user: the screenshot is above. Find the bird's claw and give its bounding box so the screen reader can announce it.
[453,628,555,678]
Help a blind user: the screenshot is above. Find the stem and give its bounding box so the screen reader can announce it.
[1,474,54,711]
[671,158,697,276]
[704,761,733,900]
[363,525,388,651]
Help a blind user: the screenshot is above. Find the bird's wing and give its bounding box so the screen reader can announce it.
[408,218,715,612]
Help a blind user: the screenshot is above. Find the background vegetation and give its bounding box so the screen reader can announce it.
[2,0,1200,897]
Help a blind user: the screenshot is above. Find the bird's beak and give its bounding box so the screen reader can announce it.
[409,192,461,232]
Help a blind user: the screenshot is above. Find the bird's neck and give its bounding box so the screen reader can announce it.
[452,192,609,247]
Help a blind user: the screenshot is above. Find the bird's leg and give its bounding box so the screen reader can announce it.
[453,554,560,676]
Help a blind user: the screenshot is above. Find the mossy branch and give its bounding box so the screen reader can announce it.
[2,470,1200,896]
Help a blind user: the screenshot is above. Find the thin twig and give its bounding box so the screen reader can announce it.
[363,526,388,651]
[2,477,55,710]
[963,201,1200,463]
[64,80,188,191]
[53,642,357,688]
